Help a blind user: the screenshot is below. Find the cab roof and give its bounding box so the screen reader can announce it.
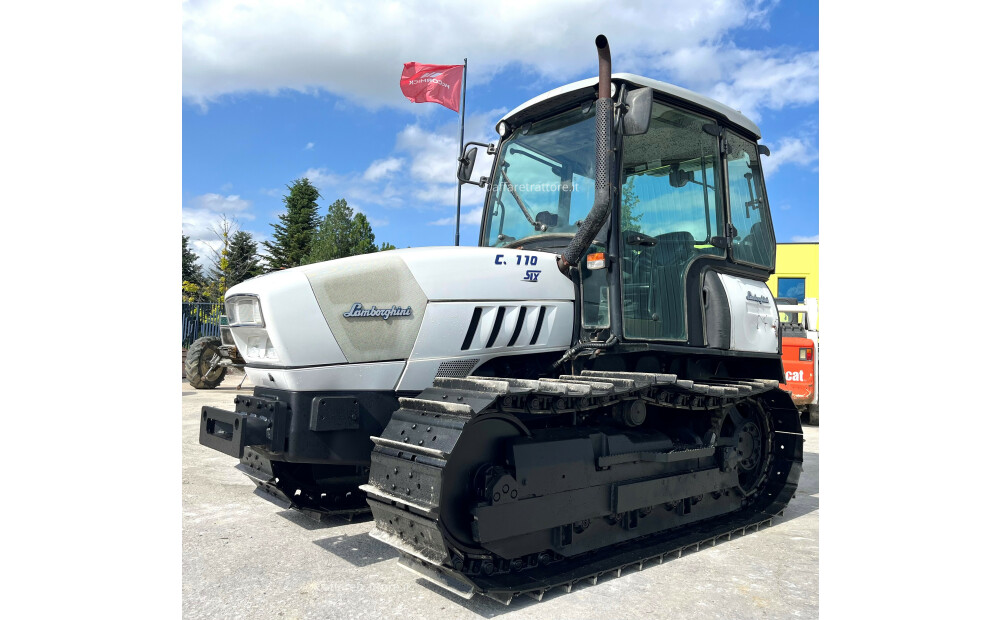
[498,73,761,140]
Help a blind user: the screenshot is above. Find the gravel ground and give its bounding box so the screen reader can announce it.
[182,375,819,619]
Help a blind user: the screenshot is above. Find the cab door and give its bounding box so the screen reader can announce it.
[618,101,726,342]
[724,131,776,270]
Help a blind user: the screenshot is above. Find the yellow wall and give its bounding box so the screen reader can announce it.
[766,243,819,327]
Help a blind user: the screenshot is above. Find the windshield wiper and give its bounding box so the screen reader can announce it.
[499,167,545,232]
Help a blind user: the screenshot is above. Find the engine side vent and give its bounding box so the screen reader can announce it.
[506,306,527,347]
[461,307,483,351]
[435,359,479,378]
[460,304,552,351]
[484,306,506,348]
[529,306,547,345]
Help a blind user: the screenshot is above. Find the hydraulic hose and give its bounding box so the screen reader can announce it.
[551,335,619,370]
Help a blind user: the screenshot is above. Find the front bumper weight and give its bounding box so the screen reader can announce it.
[199,395,289,458]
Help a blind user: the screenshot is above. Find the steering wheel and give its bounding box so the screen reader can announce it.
[505,232,577,250]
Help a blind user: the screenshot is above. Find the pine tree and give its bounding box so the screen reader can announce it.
[303,198,379,264]
[228,230,262,287]
[378,242,397,251]
[263,178,321,271]
[182,234,206,301]
[182,234,203,284]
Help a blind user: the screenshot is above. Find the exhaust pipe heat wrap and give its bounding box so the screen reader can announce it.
[560,35,613,271]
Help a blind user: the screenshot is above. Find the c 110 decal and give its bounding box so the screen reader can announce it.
[495,253,541,283]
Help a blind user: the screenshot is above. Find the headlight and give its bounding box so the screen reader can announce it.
[226,295,265,327]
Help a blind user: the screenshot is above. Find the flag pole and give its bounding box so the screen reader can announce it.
[454,58,467,246]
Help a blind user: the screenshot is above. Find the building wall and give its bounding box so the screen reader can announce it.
[766,242,819,327]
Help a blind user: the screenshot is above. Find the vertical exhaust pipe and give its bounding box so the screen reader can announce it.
[595,34,611,99]
[559,35,614,272]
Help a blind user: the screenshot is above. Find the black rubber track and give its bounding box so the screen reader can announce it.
[363,372,803,603]
[237,446,371,520]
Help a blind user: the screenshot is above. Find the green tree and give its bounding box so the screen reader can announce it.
[206,215,237,302]
[378,242,396,251]
[303,198,380,264]
[182,234,206,301]
[208,216,264,298]
[620,176,643,232]
[228,230,262,286]
[263,178,321,271]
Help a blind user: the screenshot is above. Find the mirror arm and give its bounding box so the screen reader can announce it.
[463,140,496,156]
[460,175,488,188]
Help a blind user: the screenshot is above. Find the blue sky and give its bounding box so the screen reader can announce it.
[182,0,818,267]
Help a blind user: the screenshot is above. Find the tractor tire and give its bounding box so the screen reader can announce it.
[806,404,819,426]
[185,337,227,389]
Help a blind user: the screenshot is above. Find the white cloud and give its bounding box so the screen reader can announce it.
[302,167,341,189]
[189,192,254,217]
[182,193,256,267]
[655,43,818,121]
[305,141,314,150]
[362,157,404,181]
[393,111,497,210]
[760,137,819,176]
[792,234,819,242]
[707,50,818,120]
[297,108,499,229]
[183,1,800,113]
[429,207,484,227]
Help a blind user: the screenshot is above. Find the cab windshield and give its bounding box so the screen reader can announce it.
[482,106,596,248]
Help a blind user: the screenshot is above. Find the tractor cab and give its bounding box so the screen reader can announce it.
[464,73,778,354]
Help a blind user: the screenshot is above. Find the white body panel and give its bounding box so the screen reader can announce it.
[397,300,574,391]
[245,361,405,392]
[400,247,574,301]
[226,269,347,366]
[409,302,572,358]
[718,274,780,354]
[224,248,575,388]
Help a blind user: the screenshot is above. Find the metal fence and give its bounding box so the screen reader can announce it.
[182,302,224,347]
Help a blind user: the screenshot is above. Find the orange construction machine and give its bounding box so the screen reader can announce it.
[777,298,818,425]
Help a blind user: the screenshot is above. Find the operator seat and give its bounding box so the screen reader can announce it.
[740,222,770,266]
[650,231,695,339]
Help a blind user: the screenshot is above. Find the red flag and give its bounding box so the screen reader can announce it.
[399,62,463,112]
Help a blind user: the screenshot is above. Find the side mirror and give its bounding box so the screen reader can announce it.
[622,87,653,136]
[758,144,770,156]
[458,146,478,183]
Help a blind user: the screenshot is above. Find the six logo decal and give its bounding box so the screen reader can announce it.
[495,253,543,282]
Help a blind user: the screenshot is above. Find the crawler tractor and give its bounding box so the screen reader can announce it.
[199,35,803,603]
